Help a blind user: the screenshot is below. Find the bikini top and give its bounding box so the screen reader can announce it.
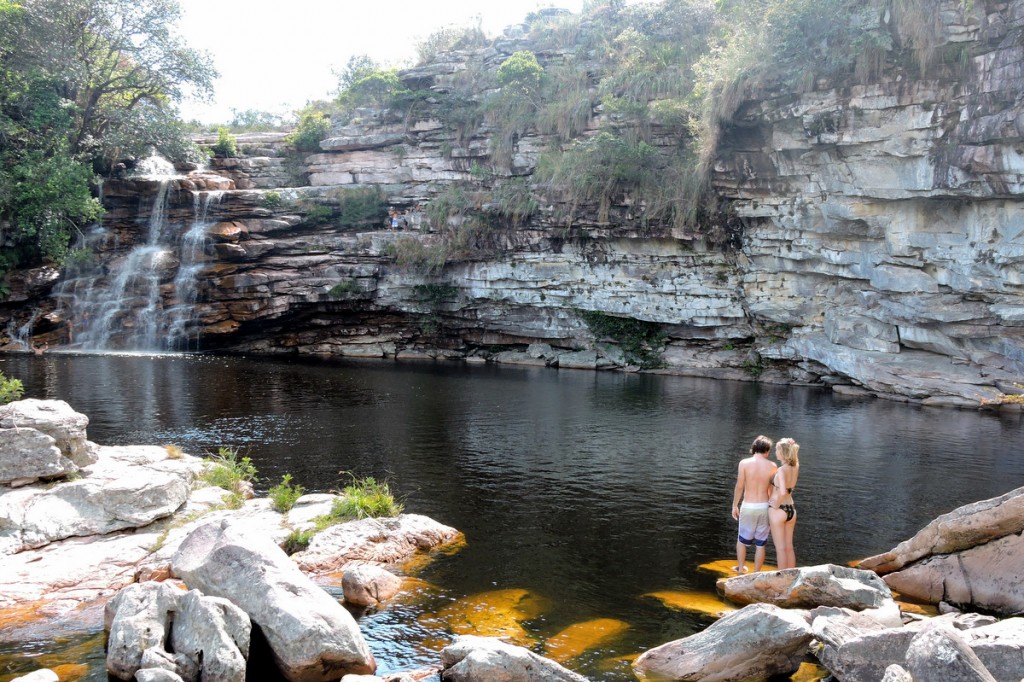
[771,471,795,494]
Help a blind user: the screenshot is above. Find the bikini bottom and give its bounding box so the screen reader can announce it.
[771,503,796,522]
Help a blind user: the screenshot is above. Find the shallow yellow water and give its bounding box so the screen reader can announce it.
[544,618,630,663]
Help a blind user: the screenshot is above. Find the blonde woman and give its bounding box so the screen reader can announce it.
[768,438,800,569]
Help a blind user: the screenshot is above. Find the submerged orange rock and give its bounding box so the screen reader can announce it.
[544,618,630,663]
[790,660,831,681]
[399,534,467,575]
[697,558,776,577]
[641,590,737,618]
[419,588,548,646]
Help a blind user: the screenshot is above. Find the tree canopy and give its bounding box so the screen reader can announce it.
[0,0,216,277]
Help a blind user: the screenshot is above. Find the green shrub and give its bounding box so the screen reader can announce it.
[261,191,282,208]
[0,371,24,404]
[335,186,386,228]
[287,111,331,152]
[383,236,449,275]
[328,280,362,298]
[211,127,237,157]
[282,528,314,555]
[303,203,333,225]
[269,474,305,513]
[201,446,257,493]
[578,310,666,369]
[332,476,404,519]
[311,475,404,531]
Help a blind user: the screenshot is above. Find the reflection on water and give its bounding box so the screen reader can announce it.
[1,353,1022,680]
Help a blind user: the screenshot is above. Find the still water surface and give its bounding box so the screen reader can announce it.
[1,353,1023,680]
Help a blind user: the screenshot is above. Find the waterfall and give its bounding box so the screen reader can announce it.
[4,310,40,351]
[55,153,217,352]
[166,191,223,350]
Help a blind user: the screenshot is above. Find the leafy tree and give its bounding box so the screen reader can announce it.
[0,0,213,277]
[496,51,545,99]
[229,108,286,131]
[3,0,216,161]
[286,111,331,152]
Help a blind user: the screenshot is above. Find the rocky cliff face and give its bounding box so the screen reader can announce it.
[2,0,1021,409]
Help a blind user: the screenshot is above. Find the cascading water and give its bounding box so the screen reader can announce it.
[55,153,218,352]
[166,190,223,350]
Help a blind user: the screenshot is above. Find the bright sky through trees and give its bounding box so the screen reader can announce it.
[176,0,586,123]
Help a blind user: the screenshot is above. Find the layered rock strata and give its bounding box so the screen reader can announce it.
[3,0,1022,409]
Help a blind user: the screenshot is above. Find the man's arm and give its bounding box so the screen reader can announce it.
[731,461,745,520]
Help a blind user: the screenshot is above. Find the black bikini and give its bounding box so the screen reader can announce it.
[770,473,796,521]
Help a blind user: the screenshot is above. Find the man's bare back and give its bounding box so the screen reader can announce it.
[731,435,777,572]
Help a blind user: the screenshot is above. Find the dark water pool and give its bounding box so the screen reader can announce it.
[1,353,1022,680]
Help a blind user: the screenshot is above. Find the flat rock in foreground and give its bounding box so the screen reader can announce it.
[633,603,812,682]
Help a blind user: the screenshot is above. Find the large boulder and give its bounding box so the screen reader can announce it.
[0,399,95,466]
[440,635,589,682]
[717,564,893,610]
[170,590,251,682]
[881,531,1024,616]
[0,428,73,486]
[905,626,998,682]
[171,520,376,682]
[292,513,461,573]
[104,581,181,680]
[633,603,812,681]
[0,445,201,553]
[960,617,1024,681]
[858,486,1024,574]
[342,565,403,607]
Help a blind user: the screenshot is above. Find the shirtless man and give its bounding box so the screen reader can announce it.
[731,435,777,573]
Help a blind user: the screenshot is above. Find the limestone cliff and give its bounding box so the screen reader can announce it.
[2,0,1022,409]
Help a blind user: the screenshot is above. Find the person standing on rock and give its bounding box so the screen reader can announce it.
[731,435,777,573]
[768,437,800,570]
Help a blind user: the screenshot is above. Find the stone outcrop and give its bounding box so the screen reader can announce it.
[105,582,251,682]
[440,635,590,682]
[0,443,202,554]
[342,565,403,607]
[633,603,813,681]
[856,485,1024,616]
[291,513,462,574]
[171,519,378,681]
[716,563,893,610]
[0,399,95,469]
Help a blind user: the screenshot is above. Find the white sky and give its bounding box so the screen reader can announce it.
[175,0,586,123]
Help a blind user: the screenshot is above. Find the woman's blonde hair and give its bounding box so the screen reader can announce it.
[776,438,800,466]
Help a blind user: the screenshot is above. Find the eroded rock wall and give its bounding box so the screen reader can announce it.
[4,0,1022,408]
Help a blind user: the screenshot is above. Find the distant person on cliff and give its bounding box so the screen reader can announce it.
[769,437,800,569]
[731,435,777,573]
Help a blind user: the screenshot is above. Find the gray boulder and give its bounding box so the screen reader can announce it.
[717,564,893,610]
[960,617,1024,681]
[0,445,200,552]
[440,635,589,682]
[104,581,180,680]
[905,626,998,682]
[342,565,403,607]
[633,603,812,681]
[0,399,94,466]
[0,428,73,486]
[858,486,1024,574]
[170,590,251,682]
[171,520,376,681]
[292,513,461,574]
[882,531,1024,616]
